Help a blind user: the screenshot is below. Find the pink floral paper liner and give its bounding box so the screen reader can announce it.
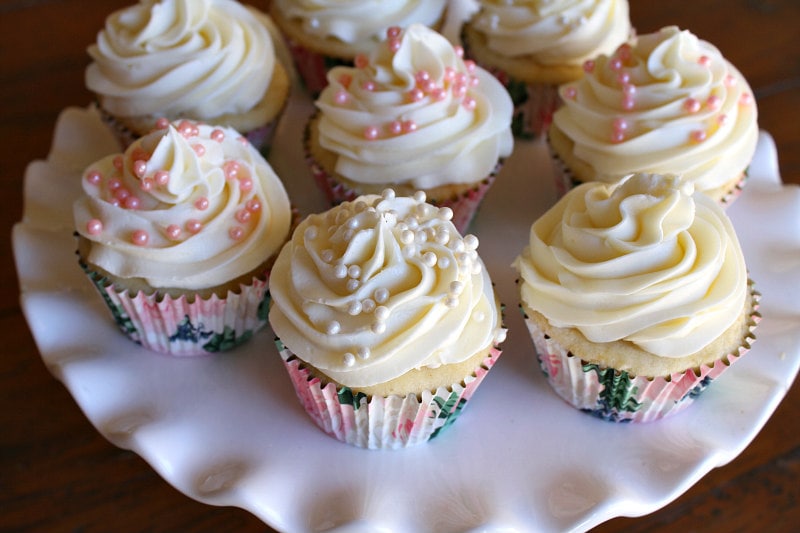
[545,132,749,206]
[521,282,761,423]
[303,118,502,234]
[79,258,271,356]
[276,339,504,449]
[95,103,284,157]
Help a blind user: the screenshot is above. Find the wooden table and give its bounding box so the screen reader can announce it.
[2,1,797,531]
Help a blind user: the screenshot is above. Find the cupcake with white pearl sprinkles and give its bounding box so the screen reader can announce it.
[305,23,514,233]
[548,26,759,204]
[512,173,760,422]
[73,119,292,355]
[461,0,632,139]
[268,190,506,449]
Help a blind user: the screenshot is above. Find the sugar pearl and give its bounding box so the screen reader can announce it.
[334,264,348,279]
[357,347,370,360]
[343,353,355,367]
[371,321,386,334]
[347,301,363,315]
[327,321,341,335]
[132,229,149,246]
[374,288,389,304]
[86,219,103,235]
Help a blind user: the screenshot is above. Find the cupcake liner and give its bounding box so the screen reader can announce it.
[282,36,351,97]
[488,69,561,140]
[80,260,271,356]
[276,339,503,449]
[522,286,760,423]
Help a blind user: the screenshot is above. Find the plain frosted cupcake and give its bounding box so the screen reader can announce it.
[549,26,759,204]
[462,0,632,138]
[269,190,506,448]
[268,0,447,95]
[86,0,290,153]
[513,173,759,422]
[306,23,514,233]
[73,119,292,355]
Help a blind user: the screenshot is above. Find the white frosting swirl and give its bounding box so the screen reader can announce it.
[471,0,631,66]
[271,0,446,44]
[513,173,747,358]
[269,191,503,387]
[315,24,514,189]
[86,0,277,120]
[552,26,759,196]
[74,120,291,290]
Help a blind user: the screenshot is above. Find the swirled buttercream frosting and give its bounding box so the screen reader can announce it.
[271,0,446,44]
[314,23,514,189]
[513,173,748,358]
[469,0,631,66]
[552,26,758,197]
[86,0,278,121]
[74,120,291,290]
[269,190,504,388]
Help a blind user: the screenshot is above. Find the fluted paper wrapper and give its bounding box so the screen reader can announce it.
[523,291,760,423]
[277,339,503,449]
[305,135,502,233]
[281,37,351,97]
[81,261,270,356]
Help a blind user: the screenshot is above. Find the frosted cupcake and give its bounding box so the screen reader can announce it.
[269,190,506,448]
[513,173,759,422]
[268,0,447,95]
[549,26,759,204]
[462,0,632,138]
[74,119,292,355]
[86,0,290,153]
[306,24,514,233]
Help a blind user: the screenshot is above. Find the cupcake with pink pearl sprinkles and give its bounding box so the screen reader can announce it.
[268,189,506,449]
[73,119,292,355]
[305,23,514,233]
[548,26,759,205]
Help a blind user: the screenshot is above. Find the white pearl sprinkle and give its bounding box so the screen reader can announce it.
[403,245,417,258]
[472,310,485,322]
[401,230,415,244]
[362,298,376,313]
[346,217,359,229]
[413,191,426,203]
[354,201,368,212]
[382,188,396,200]
[334,264,348,279]
[435,230,450,245]
[374,287,389,303]
[343,229,354,242]
[449,280,464,295]
[358,347,371,359]
[374,306,390,321]
[347,279,360,292]
[348,265,361,278]
[438,207,453,221]
[451,239,465,252]
[321,249,335,263]
[304,226,318,240]
[464,234,479,250]
[438,256,451,269]
[415,230,427,244]
[472,261,483,275]
[343,352,355,367]
[327,321,341,335]
[347,301,363,315]
[371,321,386,334]
[422,251,437,267]
[445,296,459,308]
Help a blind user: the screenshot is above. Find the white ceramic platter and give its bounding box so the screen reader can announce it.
[14,87,800,533]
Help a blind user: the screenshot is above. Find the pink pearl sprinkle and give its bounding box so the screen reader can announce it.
[133,160,147,178]
[178,120,198,138]
[338,73,352,89]
[113,156,123,171]
[740,92,753,106]
[387,26,401,39]
[246,198,261,212]
[464,60,476,73]
[462,96,477,111]
[691,130,707,143]
[408,88,425,102]
[224,161,240,180]
[166,224,182,240]
[706,95,722,110]
[114,187,130,201]
[86,219,103,235]
[354,54,368,68]
[431,87,446,101]
[140,178,154,192]
[452,83,467,99]
[155,117,170,129]
[108,178,122,191]
[421,79,436,93]
[334,90,349,105]
[239,177,253,192]
[402,120,417,133]
[617,71,630,85]
[229,226,244,240]
[455,72,468,86]
[388,38,401,53]
[617,43,632,62]
[609,58,623,71]
[454,45,464,58]
[612,130,625,143]
[237,136,249,146]
[361,80,376,91]
[154,170,170,186]
[725,74,737,87]
[684,98,701,113]
[195,197,209,210]
[364,126,379,140]
[717,114,729,125]
[698,55,711,67]
[124,196,140,210]
[622,95,635,110]
[192,144,206,157]
[622,83,637,96]
[389,120,403,135]
[211,129,225,142]
[470,75,480,87]
[583,60,595,73]
[612,117,628,131]
[86,170,102,185]
[236,209,251,224]
[564,86,578,100]
[186,219,203,234]
[132,229,149,246]
[444,67,456,82]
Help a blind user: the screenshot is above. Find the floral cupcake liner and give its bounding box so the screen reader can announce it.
[80,260,271,356]
[276,339,504,449]
[522,287,760,423]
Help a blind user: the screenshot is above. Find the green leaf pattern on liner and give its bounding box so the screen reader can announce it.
[581,363,643,422]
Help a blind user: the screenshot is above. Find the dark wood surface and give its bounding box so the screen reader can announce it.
[2,1,797,531]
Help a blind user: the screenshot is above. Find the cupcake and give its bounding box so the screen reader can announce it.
[512,173,759,422]
[73,119,293,355]
[462,0,632,139]
[268,0,448,95]
[549,26,759,204]
[306,23,514,233]
[86,0,291,153]
[268,190,506,449]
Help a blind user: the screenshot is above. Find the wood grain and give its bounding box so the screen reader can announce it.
[1,1,797,531]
